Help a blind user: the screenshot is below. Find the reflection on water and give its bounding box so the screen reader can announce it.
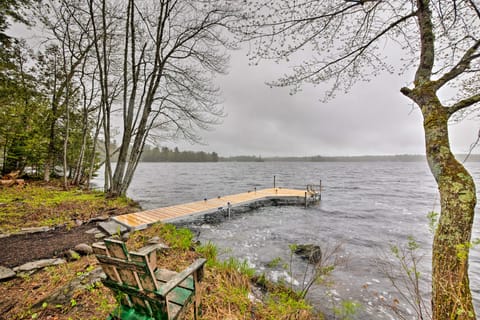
[93,161,480,319]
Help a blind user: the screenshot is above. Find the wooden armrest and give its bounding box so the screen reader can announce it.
[157,258,206,296]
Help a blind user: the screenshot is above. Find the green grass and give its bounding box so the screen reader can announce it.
[0,182,136,233]
[196,241,218,266]
[0,188,324,319]
[264,291,313,318]
[157,224,193,250]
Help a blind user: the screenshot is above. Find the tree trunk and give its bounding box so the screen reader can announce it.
[86,109,102,190]
[44,113,56,182]
[2,137,8,174]
[62,107,69,190]
[420,98,476,319]
[72,111,88,186]
[400,1,478,316]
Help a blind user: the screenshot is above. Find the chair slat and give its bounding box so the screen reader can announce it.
[130,251,159,292]
[95,238,204,320]
[93,243,122,283]
[104,240,141,289]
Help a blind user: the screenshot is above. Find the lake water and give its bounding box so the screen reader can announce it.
[93,161,480,319]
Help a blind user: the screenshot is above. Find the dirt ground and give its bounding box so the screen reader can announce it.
[0,223,99,268]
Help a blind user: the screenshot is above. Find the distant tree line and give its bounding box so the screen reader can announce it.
[219,155,264,162]
[264,155,429,162]
[141,146,219,162]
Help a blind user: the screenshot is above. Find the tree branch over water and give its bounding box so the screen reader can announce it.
[233,0,480,318]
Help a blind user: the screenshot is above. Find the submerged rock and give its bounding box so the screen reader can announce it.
[294,244,322,264]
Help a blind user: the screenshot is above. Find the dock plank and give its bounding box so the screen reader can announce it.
[113,188,319,229]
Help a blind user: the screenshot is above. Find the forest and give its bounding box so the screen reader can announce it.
[0,0,238,195]
[140,146,219,162]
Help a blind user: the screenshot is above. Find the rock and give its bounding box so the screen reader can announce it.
[121,232,131,241]
[88,215,110,223]
[294,244,322,264]
[74,219,83,226]
[85,227,100,234]
[147,236,169,249]
[13,258,66,273]
[18,226,54,235]
[94,232,107,239]
[0,266,16,281]
[147,236,160,244]
[33,267,104,310]
[98,220,128,236]
[248,285,264,304]
[74,243,93,255]
[63,250,81,262]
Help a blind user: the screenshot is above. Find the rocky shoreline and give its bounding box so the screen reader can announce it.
[0,218,129,281]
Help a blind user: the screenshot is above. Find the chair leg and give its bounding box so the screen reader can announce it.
[193,298,198,320]
[193,272,200,320]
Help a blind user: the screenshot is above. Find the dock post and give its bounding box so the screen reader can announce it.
[274,175,276,188]
[319,180,322,200]
[304,192,308,208]
[227,202,231,219]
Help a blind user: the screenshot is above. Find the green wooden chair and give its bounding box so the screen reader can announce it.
[93,238,206,320]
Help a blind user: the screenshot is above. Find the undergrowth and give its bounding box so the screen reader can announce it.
[1,219,323,319]
[127,222,323,319]
[0,181,136,233]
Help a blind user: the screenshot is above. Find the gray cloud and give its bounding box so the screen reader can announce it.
[174,48,478,157]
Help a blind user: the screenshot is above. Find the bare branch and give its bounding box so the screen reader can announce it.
[433,39,480,89]
[448,93,480,116]
[276,10,417,87]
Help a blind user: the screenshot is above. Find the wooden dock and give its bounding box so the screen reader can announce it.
[113,187,320,230]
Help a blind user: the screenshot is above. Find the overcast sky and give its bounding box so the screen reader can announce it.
[10,23,478,158]
[171,48,479,157]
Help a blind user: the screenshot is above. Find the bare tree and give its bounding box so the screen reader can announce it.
[88,0,239,197]
[238,1,480,319]
[37,0,96,185]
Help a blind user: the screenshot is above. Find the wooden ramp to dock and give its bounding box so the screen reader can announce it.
[113,188,320,230]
